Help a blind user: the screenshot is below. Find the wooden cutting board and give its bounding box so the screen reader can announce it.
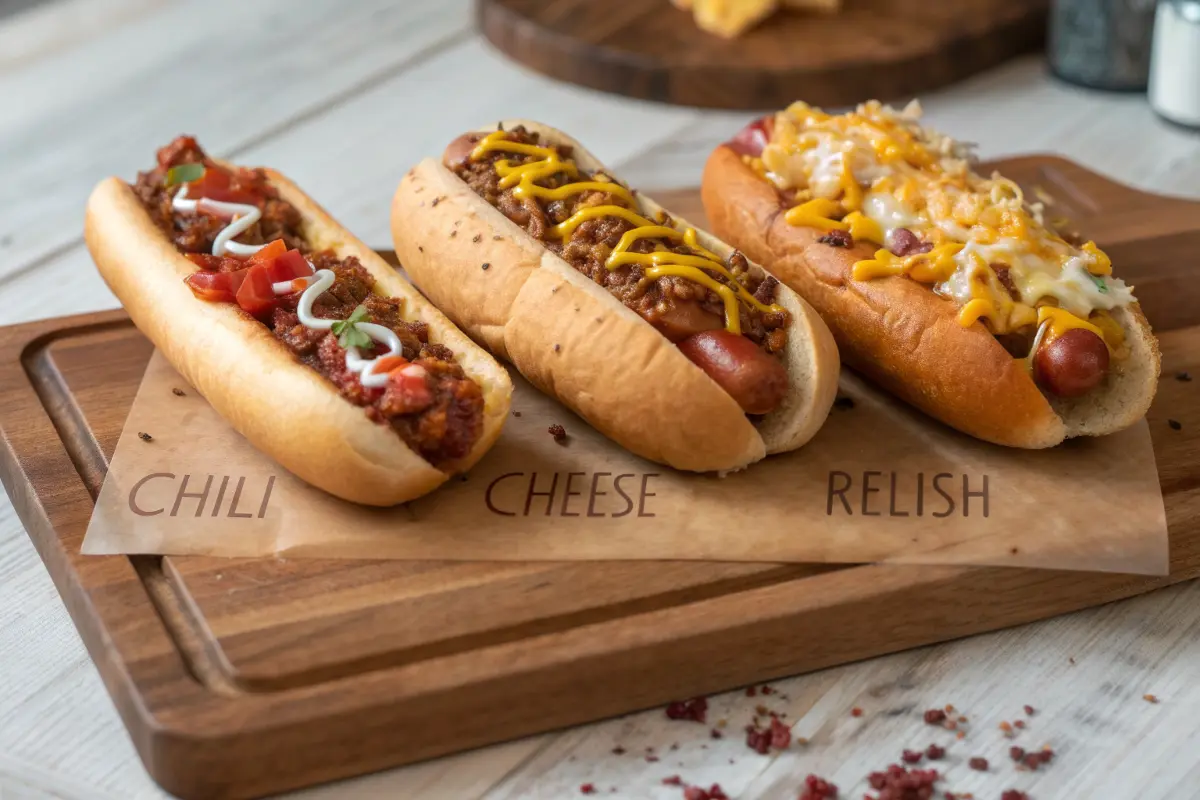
[1,156,1198,800]
[477,0,1049,109]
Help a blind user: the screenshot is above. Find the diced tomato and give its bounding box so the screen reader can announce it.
[372,356,410,374]
[728,116,773,157]
[246,239,287,267]
[271,249,313,280]
[185,269,247,303]
[190,165,262,205]
[235,264,279,317]
[386,366,434,413]
[186,253,225,270]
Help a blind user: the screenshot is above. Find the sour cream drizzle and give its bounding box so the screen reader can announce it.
[175,183,408,390]
[296,270,405,389]
[172,185,267,257]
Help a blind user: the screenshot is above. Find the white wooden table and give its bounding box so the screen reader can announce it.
[2,2,1199,798]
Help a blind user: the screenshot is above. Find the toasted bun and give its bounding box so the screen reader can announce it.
[392,121,839,472]
[701,144,1160,448]
[85,170,512,506]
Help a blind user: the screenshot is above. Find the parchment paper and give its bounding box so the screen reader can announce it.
[83,351,1169,574]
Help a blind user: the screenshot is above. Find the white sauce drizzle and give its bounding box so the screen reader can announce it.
[296,270,404,389]
[175,181,410,390]
[172,184,267,257]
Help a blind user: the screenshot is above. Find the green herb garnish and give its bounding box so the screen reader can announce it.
[332,305,372,349]
[165,163,205,187]
[1088,273,1108,294]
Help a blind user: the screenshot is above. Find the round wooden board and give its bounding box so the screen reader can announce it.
[478,0,1049,110]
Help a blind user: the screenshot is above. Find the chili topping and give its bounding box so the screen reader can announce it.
[452,127,791,355]
[134,136,484,468]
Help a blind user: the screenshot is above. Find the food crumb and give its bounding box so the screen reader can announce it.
[746,686,757,697]
[924,709,947,725]
[925,744,945,760]
[611,746,625,755]
[580,784,595,795]
[1144,693,1159,703]
[1010,746,1025,761]
[1176,371,1192,382]
[553,343,561,352]
[431,196,441,207]
[682,784,729,800]
[549,424,568,444]
[512,411,522,417]
[665,696,707,723]
[1024,705,1035,716]
[663,776,683,786]
[493,234,502,240]
[799,773,839,799]
[1168,419,1183,430]
[901,749,923,764]
[481,262,490,270]
[171,388,185,397]
[473,234,482,243]
[137,432,153,442]
[710,728,723,739]
[450,230,457,238]
[1000,791,1029,800]
[999,721,1014,737]
[1014,720,1026,729]
[968,757,988,771]
[851,707,863,717]
[817,230,853,248]
[955,731,966,740]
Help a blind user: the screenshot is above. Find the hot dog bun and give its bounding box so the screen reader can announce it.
[702,144,1160,448]
[85,168,512,506]
[391,121,839,472]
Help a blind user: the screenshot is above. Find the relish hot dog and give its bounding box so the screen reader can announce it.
[392,122,839,472]
[702,102,1159,447]
[86,136,512,505]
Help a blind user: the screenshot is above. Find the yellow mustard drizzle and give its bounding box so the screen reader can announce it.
[471,131,784,335]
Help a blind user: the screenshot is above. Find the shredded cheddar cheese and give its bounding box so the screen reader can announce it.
[756,100,1138,354]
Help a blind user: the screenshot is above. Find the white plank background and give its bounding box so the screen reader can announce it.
[1,2,1198,799]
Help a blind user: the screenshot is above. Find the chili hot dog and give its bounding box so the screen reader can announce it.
[392,122,840,472]
[86,136,512,505]
[702,101,1159,447]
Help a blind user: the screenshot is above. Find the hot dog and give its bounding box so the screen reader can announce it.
[391,122,840,472]
[85,136,512,505]
[701,101,1160,447]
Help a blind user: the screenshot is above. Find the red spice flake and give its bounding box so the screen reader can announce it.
[663,776,684,786]
[1023,705,1035,716]
[851,707,864,717]
[925,744,946,760]
[924,709,947,725]
[666,697,709,723]
[901,749,923,764]
[683,784,730,800]
[770,717,792,749]
[761,685,775,695]
[1144,694,1159,703]
[1014,720,1026,729]
[646,755,660,763]
[746,686,758,697]
[580,784,596,795]
[611,746,625,755]
[1021,747,1055,770]
[746,724,771,755]
[968,757,988,771]
[1009,746,1025,761]
[710,728,723,739]
[799,773,839,799]
[1000,792,1029,800]
[865,764,940,798]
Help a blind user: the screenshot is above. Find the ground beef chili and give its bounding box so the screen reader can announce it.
[136,136,484,468]
[451,127,790,355]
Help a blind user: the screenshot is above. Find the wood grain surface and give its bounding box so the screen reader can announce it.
[1,157,1199,799]
[477,0,1049,109]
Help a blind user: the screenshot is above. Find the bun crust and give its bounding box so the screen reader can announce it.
[391,121,839,472]
[85,172,512,506]
[701,145,1159,447]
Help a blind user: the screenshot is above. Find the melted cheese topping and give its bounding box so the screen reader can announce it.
[471,131,783,335]
[759,100,1136,350]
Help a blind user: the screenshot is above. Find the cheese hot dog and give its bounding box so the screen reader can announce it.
[702,102,1159,447]
[86,136,512,505]
[392,122,840,472]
